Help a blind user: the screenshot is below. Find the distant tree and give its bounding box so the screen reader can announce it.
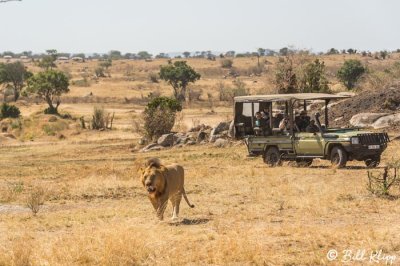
[27,70,70,114]
[279,47,290,56]
[225,51,235,57]
[347,48,357,54]
[341,49,347,54]
[21,51,32,57]
[99,59,112,70]
[109,50,122,60]
[380,50,389,59]
[155,53,169,59]
[73,53,86,61]
[38,49,57,70]
[0,61,32,101]
[257,48,266,56]
[275,56,298,93]
[361,51,368,57]
[299,59,329,93]
[159,61,201,102]
[327,48,339,55]
[124,53,135,59]
[337,59,366,90]
[183,51,191,58]
[137,51,152,60]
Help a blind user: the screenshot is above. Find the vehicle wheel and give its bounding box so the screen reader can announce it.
[365,156,380,168]
[296,158,313,167]
[330,146,348,168]
[264,147,281,167]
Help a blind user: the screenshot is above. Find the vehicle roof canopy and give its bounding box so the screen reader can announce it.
[234,93,350,103]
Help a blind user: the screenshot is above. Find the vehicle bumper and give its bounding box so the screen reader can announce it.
[344,144,387,160]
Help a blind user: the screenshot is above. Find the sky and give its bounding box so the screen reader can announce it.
[0,0,399,54]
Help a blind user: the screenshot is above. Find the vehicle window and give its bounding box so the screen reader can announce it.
[242,103,259,117]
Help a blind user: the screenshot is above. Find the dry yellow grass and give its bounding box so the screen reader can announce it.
[1,54,400,265]
[1,135,400,265]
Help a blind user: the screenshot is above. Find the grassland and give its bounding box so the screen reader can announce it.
[1,54,400,265]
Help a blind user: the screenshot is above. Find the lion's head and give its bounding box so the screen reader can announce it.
[139,158,167,197]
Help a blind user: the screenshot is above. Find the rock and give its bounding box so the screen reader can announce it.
[141,143,164,152]
[196,131,207,143]
[3,133,15,139]
[209,134,221,143]
[209,122,230,142]
[372,113,400,129]
[186,140,196,146]
[157,133,174,147]
[214,138,228,148]
[228,120,235,138]
[349,113,389,127]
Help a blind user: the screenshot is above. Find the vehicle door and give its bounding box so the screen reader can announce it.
[293,132,325,156]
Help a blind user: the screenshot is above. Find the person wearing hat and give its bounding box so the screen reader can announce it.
[296,110,311,132]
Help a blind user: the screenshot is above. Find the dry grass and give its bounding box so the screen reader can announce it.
[0,135,400,265]
[1,54,400,265]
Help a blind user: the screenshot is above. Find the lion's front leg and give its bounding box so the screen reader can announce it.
[156,197,168,220]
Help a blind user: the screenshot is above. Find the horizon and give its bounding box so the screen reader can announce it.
[0,0,399,54]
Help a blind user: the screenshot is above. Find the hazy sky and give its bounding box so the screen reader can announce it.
[0,0,398,54]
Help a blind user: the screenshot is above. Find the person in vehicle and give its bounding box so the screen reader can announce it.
[254,112,270,135]
[306,120,320,133]
[273,113,284,128]
[296,110,311,132]
[279,114,300,132]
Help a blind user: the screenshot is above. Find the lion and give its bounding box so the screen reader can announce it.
[139,158,195,220]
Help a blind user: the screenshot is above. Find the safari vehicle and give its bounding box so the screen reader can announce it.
[233,93,390,168]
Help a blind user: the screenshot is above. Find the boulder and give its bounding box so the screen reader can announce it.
[142,143,159,150]
[228,120,235,138]
[157,133,174,147]
[196,131,207,143]
[209,122,230,142]
[173,133,186,145]
[214,138,228,148]
[141,143,164,152]
[349,113,389,128]
[372,113,400,129]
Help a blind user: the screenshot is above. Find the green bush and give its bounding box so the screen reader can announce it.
[0,103,20,119]
[143,97,182,140]
[299,59,330,93]
[337,60,366,90]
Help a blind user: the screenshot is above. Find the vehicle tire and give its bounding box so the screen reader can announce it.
[330,146,348,168]
[264,147,281,167]
[365,156,380,168]
[296,158,313,167]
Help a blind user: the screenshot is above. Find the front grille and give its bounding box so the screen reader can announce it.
[358,133,390,145]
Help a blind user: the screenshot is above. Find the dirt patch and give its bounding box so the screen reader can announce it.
[328,87,400,128]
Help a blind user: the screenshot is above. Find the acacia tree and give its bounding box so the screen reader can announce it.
[159,61,201,102]
[38,49,58,70]
[300,59,329,93]
[27,70,69,114]
[337,59,366,90]
[0,61,32,101]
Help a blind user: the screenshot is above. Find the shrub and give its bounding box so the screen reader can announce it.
[95,67,106,78]
[275,57,298,93]
[26,186,45,216]
[299,59,330,93]
[337,59,366,90]
[220,59,233,68]
[0,103,20,119]
[91,107,115,130]
[218,80,248,102]
[143,97,182,140]
[367,161,400,197]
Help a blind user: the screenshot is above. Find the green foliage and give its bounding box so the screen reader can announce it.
[27,70,70,114]
[183,51,191,58]
[279,47,290,56]
[220,59,233,68]
[38,49,58,70]
[275,56,298,93]
[99,59,112,70]
[0,103,20,119]
[159,61,201,101]
[0,61,32,101]
[299,59,330,93]
[327,48,339,55]
[146,96,182,112]
[90,107,114,130]
[142,97,182,140]
[109,50,122,60]
[337,59,366,90]
[137,51,152,60]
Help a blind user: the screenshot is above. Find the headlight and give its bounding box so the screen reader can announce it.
[351,137,360,145]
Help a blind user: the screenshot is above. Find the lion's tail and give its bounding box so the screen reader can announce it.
[182,188,195,208]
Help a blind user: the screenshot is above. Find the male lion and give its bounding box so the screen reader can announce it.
[139,158,195,220]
